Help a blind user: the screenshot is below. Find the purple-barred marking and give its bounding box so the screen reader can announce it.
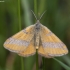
[4,38,30,46]
[42,42,65,48]
[46,32,53,36]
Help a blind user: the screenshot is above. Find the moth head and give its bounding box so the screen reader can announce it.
[35,20,41,30]
[36,20,40,24]
[31,10,46,30]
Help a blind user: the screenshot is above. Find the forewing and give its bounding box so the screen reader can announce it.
[4,25,35,53]
[40,25,68,57]
[18,40,36,57]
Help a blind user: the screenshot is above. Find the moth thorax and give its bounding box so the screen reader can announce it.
[35,20,41,30]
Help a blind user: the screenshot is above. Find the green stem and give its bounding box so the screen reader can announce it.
[21,57,24,70]
[34,0,39,70]
[18,0,24,70]
[36,51,39,70]
[18,0,21,31]
[53,58,70,70]
[43,57,46,70]
[34,0,38,19]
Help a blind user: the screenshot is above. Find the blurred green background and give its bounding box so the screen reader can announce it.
[0,0,70,70]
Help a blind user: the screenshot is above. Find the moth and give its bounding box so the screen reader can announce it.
[3,11,68,58]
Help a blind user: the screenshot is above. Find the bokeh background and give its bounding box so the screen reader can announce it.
[0,0,70,70]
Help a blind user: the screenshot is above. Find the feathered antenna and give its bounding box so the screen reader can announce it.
[39,10,47,20]
[31,10,37,20]
[31,10,47,20]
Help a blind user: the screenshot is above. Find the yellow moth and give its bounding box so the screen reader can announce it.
[3,11,68,58]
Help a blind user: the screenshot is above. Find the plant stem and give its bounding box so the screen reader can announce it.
[18,0,21,31]
[53,58,70,70]
[43,57,46,70]
[34,0,39,70]
[21,57,24,70]
[18,0,24,70]
[36,51,39,70]
[34,0,38,19]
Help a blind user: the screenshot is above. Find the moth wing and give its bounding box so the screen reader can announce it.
[4,25,35,53]
[38,45,53,58]
[18,40,36,57]
[40,25,68,57]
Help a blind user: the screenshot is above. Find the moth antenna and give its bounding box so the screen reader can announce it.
[31,10,37,20]
[39,10,47,20]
